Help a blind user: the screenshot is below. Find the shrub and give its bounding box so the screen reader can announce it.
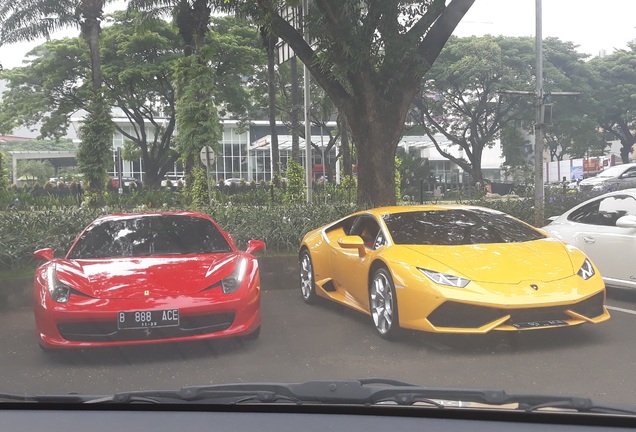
[467,187,617,226]
[284,159,306,204]
[0,207,103,270]
[186,166,210,206]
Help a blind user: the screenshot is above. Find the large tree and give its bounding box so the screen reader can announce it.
[0,0,111,91]
[538,38,602,162]
[0,15,264,189]
[127,0,238,177]
[256,0,474,206]
[411,36,604,182]
[410,36,534,184]
[0,0,115,200]
[0,18,181,189]
[588,43,636,163]
[101,13,183,188]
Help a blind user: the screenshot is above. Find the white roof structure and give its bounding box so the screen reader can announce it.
[7,150,77,183]
[251,133,504,170]
[251,134,335,151]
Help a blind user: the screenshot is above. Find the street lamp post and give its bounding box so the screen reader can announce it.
[534,0,545,227]
[499,0,578,226]
[302,0,312,203]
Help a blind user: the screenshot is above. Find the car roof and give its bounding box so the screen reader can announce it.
[93,211,211,223]
[600,162,636,173]
[360,204,502,218]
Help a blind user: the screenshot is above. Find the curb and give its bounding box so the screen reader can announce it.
[0,255,299,311]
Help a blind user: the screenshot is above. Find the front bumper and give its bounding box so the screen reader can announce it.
[395,274,609,334]
[34,283,260,349]
[423,291,609,333]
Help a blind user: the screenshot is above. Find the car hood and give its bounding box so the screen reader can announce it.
[402,238,575,284]
[55,253,238,299]
[579,176,611,185]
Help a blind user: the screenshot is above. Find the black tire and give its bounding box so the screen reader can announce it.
[38,342,55,353]
[369,267,400,339]
[241,325,261,341]
[299,250,317,304]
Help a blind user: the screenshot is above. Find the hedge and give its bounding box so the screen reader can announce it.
[0,186,616,271]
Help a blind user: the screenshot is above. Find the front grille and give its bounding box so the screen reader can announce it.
[507,307,570,324]
[570,292,605,318]
[428,293,605,329]
[57,313,235,342]
[427,302,504,328]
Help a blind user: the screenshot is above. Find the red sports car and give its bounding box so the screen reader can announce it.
[32,211,265,349]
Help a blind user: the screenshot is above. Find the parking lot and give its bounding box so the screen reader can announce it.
[1,280,636,406]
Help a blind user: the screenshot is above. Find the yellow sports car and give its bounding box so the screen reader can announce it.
[298,205,610,338]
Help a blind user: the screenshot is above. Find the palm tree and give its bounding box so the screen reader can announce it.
[127,0,233,57]
[126,0,240,178]
[0,0,111,91]
[1,0,115,202]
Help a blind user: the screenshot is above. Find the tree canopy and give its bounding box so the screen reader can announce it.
[256,0,475,205]
[0,13,265,188]
[588,43,636,163]
[410,35,607,182]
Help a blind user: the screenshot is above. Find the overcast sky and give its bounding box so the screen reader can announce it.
[1,0,635,70]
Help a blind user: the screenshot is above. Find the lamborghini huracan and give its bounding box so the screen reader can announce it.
[298,205,610,338]
[32,212,265,349]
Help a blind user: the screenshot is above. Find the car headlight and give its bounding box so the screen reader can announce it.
[222,258,248,294]
[577,259,595,280]
[418,268,470,288]
[47,265,71,303]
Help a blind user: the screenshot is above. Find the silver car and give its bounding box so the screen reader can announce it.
[577,163,636,191]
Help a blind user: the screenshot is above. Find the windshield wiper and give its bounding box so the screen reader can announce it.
[2,379,635,415]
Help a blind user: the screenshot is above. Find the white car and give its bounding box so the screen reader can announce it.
[161,176,185,188]
[577,163,636,191]
[543,188,636,290]
[224,178,243,186]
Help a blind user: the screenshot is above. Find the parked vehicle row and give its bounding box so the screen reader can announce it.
[32,188,636,348]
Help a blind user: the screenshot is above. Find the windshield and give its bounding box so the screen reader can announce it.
[67,214,232,259]
[384,209,545,245]
[2,0,636,418]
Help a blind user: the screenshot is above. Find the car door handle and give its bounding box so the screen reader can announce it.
[583,236,596,244]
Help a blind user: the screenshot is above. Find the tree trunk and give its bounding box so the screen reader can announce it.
[265,32,279,175]
[620,138,635,163]
[468,151,484,185]
[338,113,352,177]
[290,56,301,163]
[346,107,404,206]
[80,6,102,92]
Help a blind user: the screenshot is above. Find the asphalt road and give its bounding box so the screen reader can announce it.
[2,286,636,406]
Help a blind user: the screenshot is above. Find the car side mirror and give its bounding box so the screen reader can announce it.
[338,235,366,256]
[33,248,54,262]
[616,215,636,229]
[246,239,266,255]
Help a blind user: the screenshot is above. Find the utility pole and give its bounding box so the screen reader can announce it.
[534,0,544,227]
[302,0,313,203]
[500,0,580,226]
[275,3,311,202]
